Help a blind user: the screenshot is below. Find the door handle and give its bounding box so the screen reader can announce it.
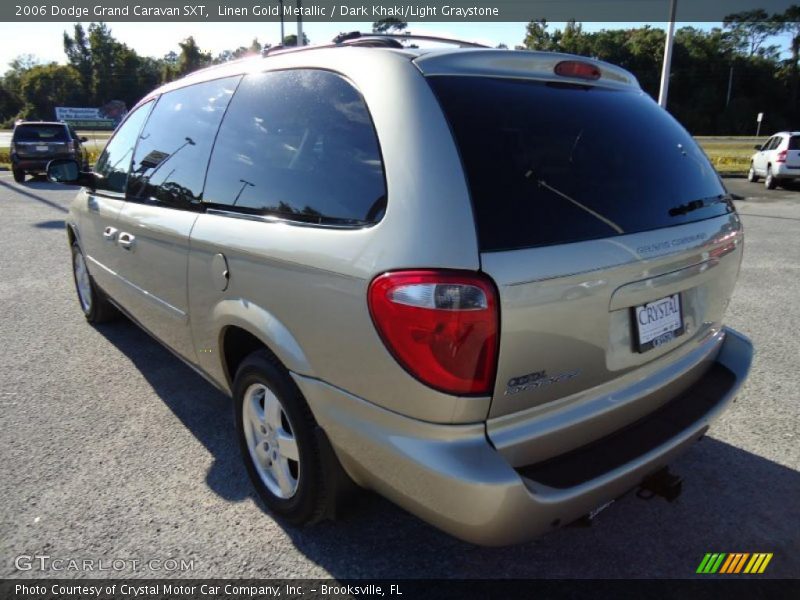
[102,226,118,241]
[118,232,135,250]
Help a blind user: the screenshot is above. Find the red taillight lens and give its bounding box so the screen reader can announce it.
[554,60,601,80]
[777,150,787,163]
[368,270,499,395]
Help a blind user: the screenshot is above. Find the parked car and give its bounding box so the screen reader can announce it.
[10,121,89,183]
[47,36,753,546]
[749,131,800,189]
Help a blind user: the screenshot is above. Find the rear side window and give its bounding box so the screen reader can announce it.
[13,125,68,142]
[203,69,386,226]
[428,77,732,251]
[127,76,240,209]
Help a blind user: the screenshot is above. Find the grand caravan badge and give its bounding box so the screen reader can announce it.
[505,369,581,395]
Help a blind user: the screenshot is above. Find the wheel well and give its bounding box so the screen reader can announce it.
[221,326,271,387]
[66,225,76,246]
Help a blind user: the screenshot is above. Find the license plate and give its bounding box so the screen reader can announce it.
[632,293,684,353]
[36,145,48,152]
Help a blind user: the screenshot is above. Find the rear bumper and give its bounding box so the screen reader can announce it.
[12,155,74,171]
[774,163,800,178]
[293,327,753,546]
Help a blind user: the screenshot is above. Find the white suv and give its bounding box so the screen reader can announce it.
[749,132,800,189]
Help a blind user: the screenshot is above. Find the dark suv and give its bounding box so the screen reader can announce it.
[11,121,89,183]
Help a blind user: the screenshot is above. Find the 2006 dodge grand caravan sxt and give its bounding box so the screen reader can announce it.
[50,36,753,545]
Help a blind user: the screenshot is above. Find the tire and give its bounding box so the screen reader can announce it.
[234,349,330,525]
[71,242,119,324]
[765,166,777,190]
[12,169,25,183]
[747,164,759,183]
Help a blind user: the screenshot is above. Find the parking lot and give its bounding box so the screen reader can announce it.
[0,173,798,579]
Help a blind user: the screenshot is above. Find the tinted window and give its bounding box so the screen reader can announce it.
[789,136,800,150]
[13,125,68,142]
[204,70,386,225]
[429,77,733,251]
[127,76,240,209]
[93,101,153,194]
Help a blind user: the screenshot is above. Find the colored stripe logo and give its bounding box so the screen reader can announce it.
[697,553,773,574]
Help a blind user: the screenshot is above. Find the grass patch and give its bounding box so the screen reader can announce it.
[696,139,757,175]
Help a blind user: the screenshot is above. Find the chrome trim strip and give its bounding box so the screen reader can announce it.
[205,208,372,230]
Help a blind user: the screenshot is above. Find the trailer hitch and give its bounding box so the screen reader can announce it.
[637,467,683,502]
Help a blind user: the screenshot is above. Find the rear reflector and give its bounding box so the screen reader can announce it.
[368,270,498,395]
[554,60,601,81]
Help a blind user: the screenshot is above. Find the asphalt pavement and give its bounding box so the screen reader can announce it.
[0,173,798,579]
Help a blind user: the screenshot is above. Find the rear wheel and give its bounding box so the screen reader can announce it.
[12,169,25,183]
[71,242,119,324]
[234,350,330,524]
[765,166,777,190]
[747,164,758,183]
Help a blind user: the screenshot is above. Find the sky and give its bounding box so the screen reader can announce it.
[0,20,792,69]
[0,21,697,68]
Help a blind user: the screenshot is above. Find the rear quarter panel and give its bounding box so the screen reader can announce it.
[187,49,488,424]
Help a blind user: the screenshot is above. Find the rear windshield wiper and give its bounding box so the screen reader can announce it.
[668,194,733,217]
[525,168,624,234]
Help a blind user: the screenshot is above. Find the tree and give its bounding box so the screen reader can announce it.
[523,19,553,51]
[282,33,310,47]
[176,36,212,76]
[63,24,92,100]
[0,78,23,123]
[723,10,782,57]
[18,63,83,119]
[778,5,800,116]
[1,55,38,123]
[372,18,407,34]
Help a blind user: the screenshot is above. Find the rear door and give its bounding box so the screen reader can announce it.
[113,76,239,361]
[753,137,773,173]
[428,73,742,419]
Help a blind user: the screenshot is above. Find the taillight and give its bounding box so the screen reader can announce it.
[368,270,499,395]
[554,60,601,81]
[776,150,787,163]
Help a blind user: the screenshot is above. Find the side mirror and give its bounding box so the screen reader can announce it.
[47,159,95,188]
[79,136,89,143]
[754,145,763,150]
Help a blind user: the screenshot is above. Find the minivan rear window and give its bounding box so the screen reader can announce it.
[13,125,68,142]
[428,77,732,251]
[789,136,800,150]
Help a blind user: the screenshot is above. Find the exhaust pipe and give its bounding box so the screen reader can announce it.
[637,467,683,502]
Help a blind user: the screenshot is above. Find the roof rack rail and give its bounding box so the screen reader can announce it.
[232,31,488,62]
[332,31,489,49]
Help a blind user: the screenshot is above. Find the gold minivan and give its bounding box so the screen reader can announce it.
[49,36,753,545]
